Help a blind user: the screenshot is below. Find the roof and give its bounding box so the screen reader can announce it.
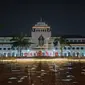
[32,21,50,29]
[62,35,85,38]
[67,42,85,44]
[52,34,85,38]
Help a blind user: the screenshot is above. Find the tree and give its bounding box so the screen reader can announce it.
[53,36,71,57]
[10,33,32,56]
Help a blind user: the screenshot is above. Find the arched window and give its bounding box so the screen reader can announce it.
[81,47,84,50]
[68,52,71,56]
[8,48,11,50]
[72,47,75,50]
[3,48,6,50]
[76,52,79,57]
[64,53,67,56]
[73,52,75,56]
[3,53,6,57]
[12,52,15,56]
[40,30,42,32]
[43,30,44,32]
[0,48,2,50]
[45,30,46,32]
[47,28,50,32]
[8,53,11,56]
[81,53,84,56]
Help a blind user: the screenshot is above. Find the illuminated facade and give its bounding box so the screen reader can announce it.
[0,19,85,57]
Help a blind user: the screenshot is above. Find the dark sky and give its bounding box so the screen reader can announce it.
[0,0,85,36]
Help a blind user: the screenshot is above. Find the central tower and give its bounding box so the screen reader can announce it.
[31,19,51,47]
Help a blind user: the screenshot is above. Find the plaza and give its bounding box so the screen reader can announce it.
[0,58,85,85]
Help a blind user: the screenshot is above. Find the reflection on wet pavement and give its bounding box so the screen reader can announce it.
[0,61,85,85]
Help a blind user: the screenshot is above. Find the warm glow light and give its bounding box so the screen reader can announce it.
[1,58,85,63]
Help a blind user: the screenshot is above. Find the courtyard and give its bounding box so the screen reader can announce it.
[0,58,85,85]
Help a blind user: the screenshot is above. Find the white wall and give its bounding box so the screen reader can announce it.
[32,31,51,45]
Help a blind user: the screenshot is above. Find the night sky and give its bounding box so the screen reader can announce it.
[0,0,85,36]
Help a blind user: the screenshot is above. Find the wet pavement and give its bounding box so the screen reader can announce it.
[0,60,85,85]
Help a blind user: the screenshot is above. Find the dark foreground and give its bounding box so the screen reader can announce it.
[0,59,85,85]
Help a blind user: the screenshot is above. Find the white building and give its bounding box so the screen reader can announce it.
[0,19,85,57]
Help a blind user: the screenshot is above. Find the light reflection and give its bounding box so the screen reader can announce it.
[1,58,85,64]
[1,58,85,85]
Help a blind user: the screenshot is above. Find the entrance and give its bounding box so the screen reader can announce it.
[37,51,42,56]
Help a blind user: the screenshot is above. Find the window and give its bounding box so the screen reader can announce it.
[0,48,2,50]
[82,53,84,56]
[66,40,69,42]
[17,48,18,50]
[21,53,23,56]
[82,40,85,42]
[4,53,6,56]
[68,47,71,50]
[72,47,75,50]
[73,52,75,56]
[76,52,79,56]
[70,40,73,42]
[43,30,44,32]
[68,52,71,56]
[8,48,11,50]
[64,53,67,56]
[81,47,84,50]
[74,40,77,42]
[8,53,11,56]
[3,48,6,50]
[12,48,15,50]
[45,30,46,32]
[55,47,58,50]
[78,40,81,42]
[12,52,15,56]
[47,28,50,32]
[64,47,66,50]
[25,47,28,50]
[76,47,79,50]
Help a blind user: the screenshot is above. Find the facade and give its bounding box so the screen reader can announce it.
[0,20,85,57]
